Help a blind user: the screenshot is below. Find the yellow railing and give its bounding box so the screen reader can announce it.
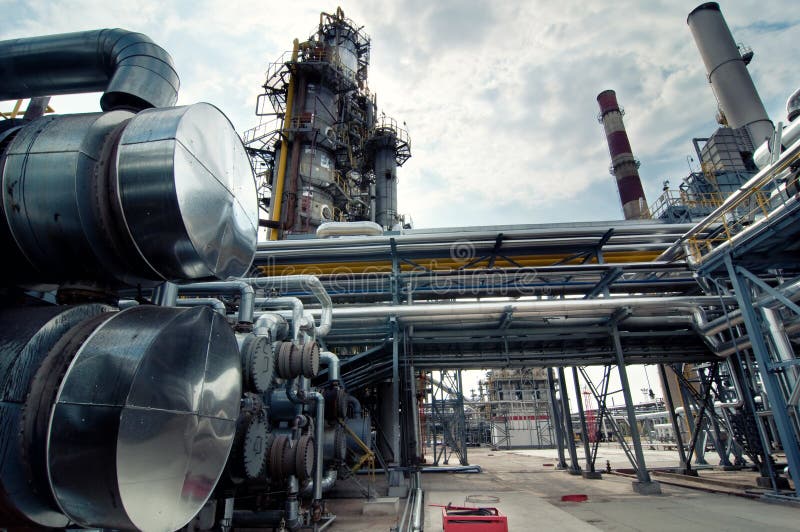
[649,189,726,219]
[680,142,800,265]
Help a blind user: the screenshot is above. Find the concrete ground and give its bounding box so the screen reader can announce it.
[325,445,799,531]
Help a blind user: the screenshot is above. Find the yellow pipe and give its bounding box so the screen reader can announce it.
[258,250,663,276]
[268,39,300,241]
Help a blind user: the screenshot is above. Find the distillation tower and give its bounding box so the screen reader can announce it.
[244,8,411,239]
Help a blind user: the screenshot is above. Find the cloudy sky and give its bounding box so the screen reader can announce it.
[2,0,797,229]
[2,1,796,406]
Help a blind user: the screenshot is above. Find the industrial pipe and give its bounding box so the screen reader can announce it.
[320,351,341,382]
[176,297,227,316]
[658,137,800,262]
[243,276,332,337]
[316,221,383,238]
[177,281,255,324]
[267,295,734,321]
[256,297,304,341]
[300,468,338,496]
[309,391,326,502]
[254,312,289,341]
[0,29,179,111]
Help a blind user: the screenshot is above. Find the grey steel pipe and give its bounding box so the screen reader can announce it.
[176,297,227,316]
[256,297,304,341]
[300,468,337,496]
[309,391,326,502]
[152,281,178,306]
[243,276,332,337]
[272,295,734,321]
[177,281,255,323]
[410,485,423,532]
[253,312,289,340]
[320,351,340,382]
[0,29,179,111]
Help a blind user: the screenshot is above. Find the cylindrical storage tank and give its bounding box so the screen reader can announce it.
[597,90,648,220]
[298,144,336,186]
[373,138,399,228]
[302,83,337,136]
[687,2,774,146]
[42,306,241,531]
[0,103,258,288]
[324,27,359,79]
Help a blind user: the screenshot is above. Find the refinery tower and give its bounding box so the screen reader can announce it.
[244,8,411,240]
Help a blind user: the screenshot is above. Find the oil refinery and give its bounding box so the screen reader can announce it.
[0,2,799,531]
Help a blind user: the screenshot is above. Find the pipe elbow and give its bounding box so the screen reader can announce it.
[99,29,180,111]
[320,351,340,382]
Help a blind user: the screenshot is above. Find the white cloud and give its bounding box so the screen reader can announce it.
[1,0,796,228]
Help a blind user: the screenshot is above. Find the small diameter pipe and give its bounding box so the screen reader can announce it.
[257,297,304,341]
[176,297,227,316]
[320,351,340,382]
[118,299,139,309]
[177,281,254,324]
[308,391,326,502]
[242,276,332,338]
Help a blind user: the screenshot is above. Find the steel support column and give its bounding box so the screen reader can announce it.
[547,367,568,469]
[725,257,800,497]
[558,367,581,474]
[612,325,660,493]
[658,364,690,473]
[572,366,600,478]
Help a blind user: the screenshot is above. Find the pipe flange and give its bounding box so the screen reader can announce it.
[334,425,347,463]
[242,417,270,481]
[324,387,347,422]
[289,344,303,377]
[268,434,292,480]
[301,342,320,378]
[241,334,275,393]
[276,342,294,379]
[294,434,315,482]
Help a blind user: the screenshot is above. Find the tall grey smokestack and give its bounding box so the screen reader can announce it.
[687,2,774,147]
[597,89,648,220]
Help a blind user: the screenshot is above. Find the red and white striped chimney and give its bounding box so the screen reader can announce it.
[597,90,649,220]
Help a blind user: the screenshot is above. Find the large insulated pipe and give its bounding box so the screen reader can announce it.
[0,103,258,286]
[0,29,179,111]
[597,90,648,220]
[687,3,774,146]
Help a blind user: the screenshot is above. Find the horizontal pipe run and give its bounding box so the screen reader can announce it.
[264,295,734,321]
[176,297,227,315]
[177,281,255,323]
[241,276,332,338]
[0,28,179,111]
